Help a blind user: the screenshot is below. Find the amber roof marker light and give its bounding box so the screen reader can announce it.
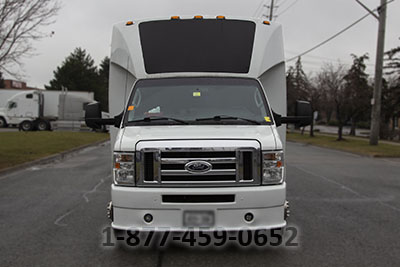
[263,20,271,25]
[171,16,180,20]
[216,16,226,20]
[194,15,204,19]
[126,21,134,26]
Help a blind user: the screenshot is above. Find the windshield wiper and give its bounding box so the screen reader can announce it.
[196,115,261,125]
[130,116,189,125]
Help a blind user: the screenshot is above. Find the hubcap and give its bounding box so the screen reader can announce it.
[22,123,31,130]
[38,122,47,130]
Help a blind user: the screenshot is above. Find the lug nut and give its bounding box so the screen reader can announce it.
[244,212,254,222]
[144,213,153,223]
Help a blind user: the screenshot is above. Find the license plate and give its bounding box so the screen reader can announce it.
[183,211,215,228]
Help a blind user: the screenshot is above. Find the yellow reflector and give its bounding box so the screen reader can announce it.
[115,163,121,169]
[126,21,134,26]
[128,106,135,111]
[171,16,180,20]
[263,20,270,25]
[216,16,226,20]
[194,15,203,19]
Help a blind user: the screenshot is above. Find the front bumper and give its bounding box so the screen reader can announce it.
[111,183,287,231]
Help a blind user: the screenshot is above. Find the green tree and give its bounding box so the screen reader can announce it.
[381,46,400,139]
[287,57,316,135]
[97,57,110,111]
[384,47,400,75]
[287,57,310,116]
[46,47,99,92]
[381,78,400,139]
[343,54,371,136]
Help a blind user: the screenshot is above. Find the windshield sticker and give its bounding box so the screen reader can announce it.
[193,92,201,97]
[148,106,161,113]
[264,116,272,123]
[128,106,135,111]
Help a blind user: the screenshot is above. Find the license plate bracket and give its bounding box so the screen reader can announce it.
[183,210,215,228]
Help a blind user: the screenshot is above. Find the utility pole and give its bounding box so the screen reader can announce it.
[269,0,275,21]
[369,0,387,145]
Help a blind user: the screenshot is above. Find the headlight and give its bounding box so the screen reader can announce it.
[262,151,284,185]
[113,153,135,186]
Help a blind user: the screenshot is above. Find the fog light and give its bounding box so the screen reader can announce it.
[244,212,254,222]
[144,213,153,223]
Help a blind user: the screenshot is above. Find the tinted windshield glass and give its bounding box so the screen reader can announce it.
[124,78,272,126]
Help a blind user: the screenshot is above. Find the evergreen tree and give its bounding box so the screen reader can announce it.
[46,48,113,111]
[384,47,400,75]
[97,57,110,111]
[287,57,309,116]
[343,54,371,136]
[46,48,99,92]
[382,46,400,139]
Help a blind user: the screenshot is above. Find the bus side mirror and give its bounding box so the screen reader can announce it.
[273,100,312,127]
[85,102,102,129]
[295,100,312,127]
[85,102,122,129]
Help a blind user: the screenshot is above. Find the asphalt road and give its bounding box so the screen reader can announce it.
[1,142,399,267]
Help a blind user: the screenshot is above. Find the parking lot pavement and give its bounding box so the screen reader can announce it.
[0,142,399,267]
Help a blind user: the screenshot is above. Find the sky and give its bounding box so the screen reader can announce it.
[6,0,400,88]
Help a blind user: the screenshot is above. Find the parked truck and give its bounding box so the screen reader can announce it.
[0,90,94,131]
[86,16,311,233]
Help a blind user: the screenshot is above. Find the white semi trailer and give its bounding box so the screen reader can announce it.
[86,16,311,233]
[0,90,94,130]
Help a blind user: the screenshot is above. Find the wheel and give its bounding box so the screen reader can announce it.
[36,120,50,131]
[0,117,7,128]
[20,120,34,131]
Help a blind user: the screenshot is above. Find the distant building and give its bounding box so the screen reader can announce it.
[1,79,43,90]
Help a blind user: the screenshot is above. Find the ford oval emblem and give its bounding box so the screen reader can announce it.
[185,161,212,174]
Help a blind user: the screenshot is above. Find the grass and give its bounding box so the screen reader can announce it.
[0,131,109,170]
[287,132,400,158]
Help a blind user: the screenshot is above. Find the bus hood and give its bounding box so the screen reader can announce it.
[116,125,282,151]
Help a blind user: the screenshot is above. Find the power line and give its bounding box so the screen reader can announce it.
[285,50,376,66]
[252,0,266,17]
[279,0,290,7]
[286,12,371,62]
[276,0,300,17]
[286,0,395,62]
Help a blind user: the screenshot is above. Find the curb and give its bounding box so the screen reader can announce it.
[0,139,110,177]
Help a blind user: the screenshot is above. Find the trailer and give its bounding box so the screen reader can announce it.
[0,90,94,130]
